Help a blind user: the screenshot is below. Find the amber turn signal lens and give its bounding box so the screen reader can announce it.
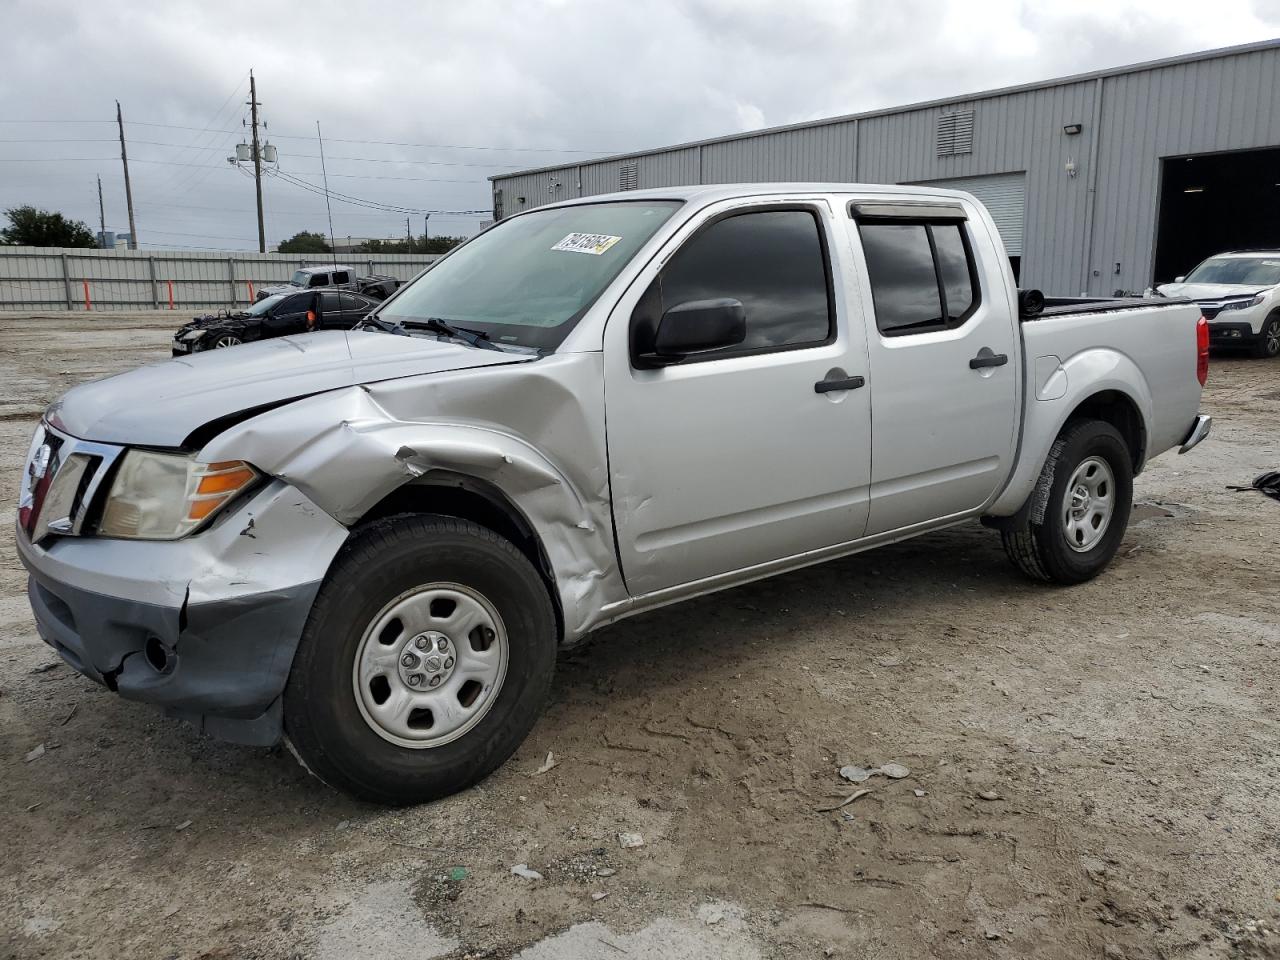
[185,460,258,523]
[197,466,257,495]
[187,497,224,521]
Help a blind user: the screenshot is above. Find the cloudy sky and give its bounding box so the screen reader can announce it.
[2,0,1278,251]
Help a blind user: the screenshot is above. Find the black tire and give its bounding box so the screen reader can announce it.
[1001,420,1134,585]
[1252,312,1280,359]
[283,514,557,805]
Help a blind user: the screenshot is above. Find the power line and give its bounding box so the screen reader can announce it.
[0,119,622,153]
[0,140,555,169]
[270,168,489,216]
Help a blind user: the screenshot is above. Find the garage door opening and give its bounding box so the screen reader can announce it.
[1153,147,1280,283]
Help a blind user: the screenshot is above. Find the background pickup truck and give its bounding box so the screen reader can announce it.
[255,264,402,302]
[17,183,1210,805]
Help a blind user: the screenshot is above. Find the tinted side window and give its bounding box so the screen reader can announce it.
[308,273,327,287]
[279,294,308,313]
[932,225,975,321]
[332,271,350,284]
[858,220,979,336]
[650,209,832,358]
[339,293,367,310]
[859,224,942,334]
[320,291,342,311]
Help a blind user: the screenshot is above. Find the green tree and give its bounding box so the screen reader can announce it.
[422,235,465,254]
[354,234,466,254]
[1,206,96,247]
[278,230,331,254]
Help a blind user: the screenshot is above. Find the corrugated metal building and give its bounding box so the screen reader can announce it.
[490,39,1280,296]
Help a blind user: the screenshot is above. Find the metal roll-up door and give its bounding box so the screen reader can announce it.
[917,172,1026,256]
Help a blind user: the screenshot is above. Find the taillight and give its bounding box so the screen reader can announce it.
[1196,315,1209,386]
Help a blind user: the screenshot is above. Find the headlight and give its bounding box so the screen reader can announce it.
[97,451,258,540]
[181,329,206,341]
[1221,294,1264,311]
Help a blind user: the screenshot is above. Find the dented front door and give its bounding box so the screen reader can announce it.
[603,198,873,597]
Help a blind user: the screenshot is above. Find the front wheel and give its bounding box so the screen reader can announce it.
[1001,419,1134,584]
[283,514,557,805]
[1253,313,1280,359]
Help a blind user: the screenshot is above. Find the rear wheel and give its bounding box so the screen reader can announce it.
[1253,313,1280,359]
[1001,419,1133,584]
[284,514,557,805]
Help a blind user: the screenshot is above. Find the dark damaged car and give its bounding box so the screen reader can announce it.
[172,290,379,355]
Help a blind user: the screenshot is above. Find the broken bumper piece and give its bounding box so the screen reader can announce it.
[16,480,349,745]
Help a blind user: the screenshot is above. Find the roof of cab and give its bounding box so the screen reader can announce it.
[526,182,976,212]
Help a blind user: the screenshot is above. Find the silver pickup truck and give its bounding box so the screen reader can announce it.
[17,184,1210,804]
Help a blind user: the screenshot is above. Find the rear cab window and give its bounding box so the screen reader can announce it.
[852,202,980,337]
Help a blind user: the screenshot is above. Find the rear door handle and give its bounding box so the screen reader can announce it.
[969,352,1009,369]
[814,375,866,393]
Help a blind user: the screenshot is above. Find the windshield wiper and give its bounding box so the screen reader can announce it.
[354,315,409,336]
[404,317,503,351]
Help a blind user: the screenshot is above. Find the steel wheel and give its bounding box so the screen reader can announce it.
[1062,455,1115,552]
[212,334,243,349]
[352,582,509,749]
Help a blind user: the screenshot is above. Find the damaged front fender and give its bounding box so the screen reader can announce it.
[199,352,627,641]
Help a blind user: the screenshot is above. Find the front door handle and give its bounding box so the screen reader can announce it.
[814,375,866,393]
[969,352,1009,369]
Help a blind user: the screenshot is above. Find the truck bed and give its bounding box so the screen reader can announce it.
[1029,295,1191,320]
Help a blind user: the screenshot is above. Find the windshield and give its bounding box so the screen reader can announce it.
[378,200,682,350]
[290,270,311,287]
[246,294,286,316]
[1183,256,1280,287]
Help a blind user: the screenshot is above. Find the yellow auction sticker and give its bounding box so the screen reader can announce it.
[551,233,622,255]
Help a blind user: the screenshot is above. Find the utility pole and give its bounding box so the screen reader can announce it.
[248,70,266,253]
[116,101,138,249]
[424,214,430,242]
[406,216,413,248]
[96,175,106,248]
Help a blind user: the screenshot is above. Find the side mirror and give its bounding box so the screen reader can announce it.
[639,298,746,367]
[1174,276,1186,283]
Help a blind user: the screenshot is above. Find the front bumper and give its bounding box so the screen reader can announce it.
[17,479,349,745]
[1206,320,1259,344]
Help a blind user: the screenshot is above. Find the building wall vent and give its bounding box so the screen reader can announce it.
[619,161,639,191]
[937,110,975,157]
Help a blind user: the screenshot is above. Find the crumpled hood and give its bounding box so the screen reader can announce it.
[49,330,533,447]
[1157,281,1270,301]
[177,312,252,333]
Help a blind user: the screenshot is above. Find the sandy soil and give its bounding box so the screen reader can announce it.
[1,312,1278,960]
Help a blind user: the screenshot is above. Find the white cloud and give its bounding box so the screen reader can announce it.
[1,0,1276,249]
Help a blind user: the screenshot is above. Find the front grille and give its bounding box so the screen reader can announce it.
[18,425,61,539]
[18,424,124,542]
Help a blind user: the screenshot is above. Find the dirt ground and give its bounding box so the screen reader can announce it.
[1,311,1278,960]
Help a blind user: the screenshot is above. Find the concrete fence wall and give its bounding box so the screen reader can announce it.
[0,247,443,312]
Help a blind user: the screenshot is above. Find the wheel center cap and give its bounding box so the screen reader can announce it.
[1071,485,1091,516]
[397,631,457,689]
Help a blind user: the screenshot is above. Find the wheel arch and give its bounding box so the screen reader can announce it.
[353,473,565,642]
[1063,389,1147,473]
[987,348,1153,518]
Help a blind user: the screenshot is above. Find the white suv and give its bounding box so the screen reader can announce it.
[1157,251,1280,358]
